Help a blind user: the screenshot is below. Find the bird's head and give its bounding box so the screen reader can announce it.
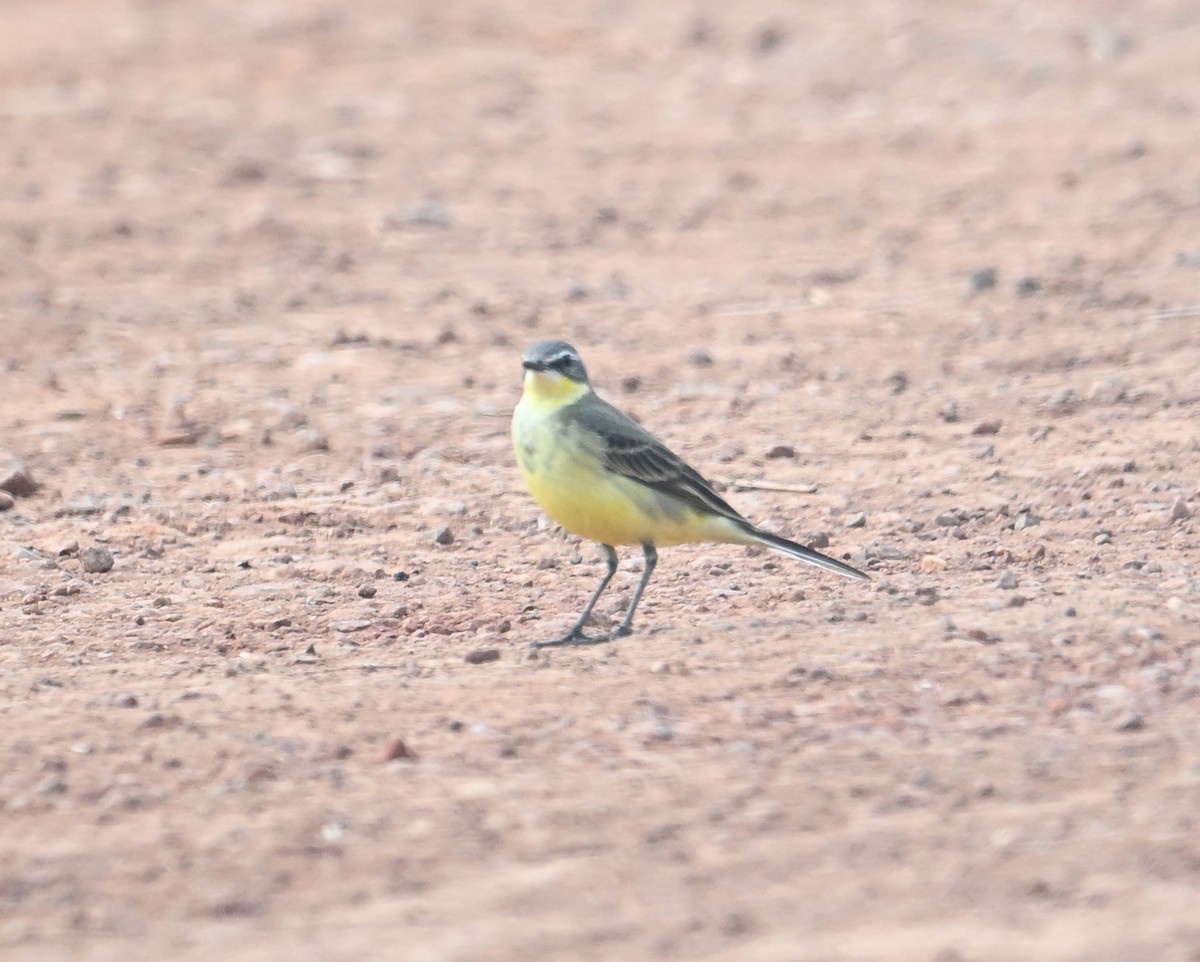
[520,341,592,402]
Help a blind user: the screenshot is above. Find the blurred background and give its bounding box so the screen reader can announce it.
[3,2,1199,961]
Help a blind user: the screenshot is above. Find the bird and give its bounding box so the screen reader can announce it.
[511,340,868,647]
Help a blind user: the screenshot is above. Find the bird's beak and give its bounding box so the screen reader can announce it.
[522,358,546,372]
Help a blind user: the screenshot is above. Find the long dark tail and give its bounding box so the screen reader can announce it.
[742,524,870,581]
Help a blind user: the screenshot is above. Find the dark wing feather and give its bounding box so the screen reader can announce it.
[571,396,747,523]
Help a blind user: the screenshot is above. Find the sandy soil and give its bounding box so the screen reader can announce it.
[3,1,1200,960]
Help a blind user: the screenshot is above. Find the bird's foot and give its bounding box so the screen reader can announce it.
[530,625,632,649]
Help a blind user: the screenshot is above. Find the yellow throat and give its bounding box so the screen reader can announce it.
[518,369,591,410]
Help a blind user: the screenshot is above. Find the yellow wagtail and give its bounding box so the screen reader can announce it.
[512,340,869,647]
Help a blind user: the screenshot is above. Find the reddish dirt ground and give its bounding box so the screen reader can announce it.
[3,1,1200,960]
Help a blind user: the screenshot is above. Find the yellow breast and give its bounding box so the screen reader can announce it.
[512,374,738,547]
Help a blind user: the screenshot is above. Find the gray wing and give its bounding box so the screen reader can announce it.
[570,396,748,523]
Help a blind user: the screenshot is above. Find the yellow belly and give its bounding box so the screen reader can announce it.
[513,394,738,547]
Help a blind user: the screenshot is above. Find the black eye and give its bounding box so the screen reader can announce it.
[550,353,575,371]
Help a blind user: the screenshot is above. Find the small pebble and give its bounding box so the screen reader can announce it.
[0,458,39,497]
[766,444,795,460]
[296,429,329,453]
[383,738,417,762]
[969,267,997,292]
[139,712,177,730]
[971,420,1002,436]
[80,546,115,574]
[845,512,866,529]
[433,527,454,545]
[1015,276,1042,297]
[331,619,371,633]
[995,570,1019,590]
[1088,378,1128,404]
[940,400,959,423]
[1169,497,1192,522]
[688,348,714,367]
[464,648,500,665]
[0,491,13,511]
[808,532,830,548]
[752,24,786,55]
[331,329,369,347]
[402,198,452,228]
[1049,389,1081,414]
[358,583,377,599]
[714,442,742,463]
[37,775,68,796]
[1122,625,1164,643]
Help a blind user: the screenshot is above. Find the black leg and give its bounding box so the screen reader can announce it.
[531,541,659,648]
[612,541,656,638]
[531,545,620,648]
